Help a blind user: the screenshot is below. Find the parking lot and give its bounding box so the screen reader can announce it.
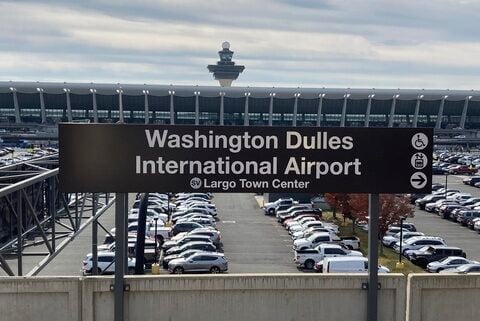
[213,193,298,273]
[410,174,480,261]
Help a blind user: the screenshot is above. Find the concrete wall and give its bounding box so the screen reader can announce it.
[407,273,480,321]
[0,277,80,321]
[82,274,405,321]
[2,273,480,321]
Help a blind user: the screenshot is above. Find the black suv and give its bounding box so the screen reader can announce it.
[410,246,466,268]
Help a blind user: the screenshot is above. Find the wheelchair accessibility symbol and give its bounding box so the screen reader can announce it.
[411,133,428,150]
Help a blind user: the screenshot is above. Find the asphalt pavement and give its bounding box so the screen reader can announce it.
[213,193,299,273]
[410,174,480,261]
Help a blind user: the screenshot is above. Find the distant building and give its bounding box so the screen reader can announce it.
[207,42,245,87]
[0,82,478,130]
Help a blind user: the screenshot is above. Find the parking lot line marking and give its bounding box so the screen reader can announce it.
[222,220,236,224]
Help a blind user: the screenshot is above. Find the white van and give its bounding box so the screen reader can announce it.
[320,257,390,273]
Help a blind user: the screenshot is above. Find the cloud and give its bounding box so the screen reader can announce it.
[0,0,480,89]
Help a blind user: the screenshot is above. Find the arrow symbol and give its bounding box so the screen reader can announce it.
[410,172,427,189]
[411,175,425,185]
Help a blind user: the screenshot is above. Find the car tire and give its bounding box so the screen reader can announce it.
[210,266,221,274]
[127,267,135,275]
[436,268,443,273]
[304,260,315,270]
[173,266,184,274]
[268,208,275,215]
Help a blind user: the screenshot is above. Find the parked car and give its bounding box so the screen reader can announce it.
[168,252,228,274]
[448,165,477,175]
[161,249,208,269]
[393,236,446,255]
[162,235,213,251]
[294,244,363,269]
[415,195,445,210]
[388,222,417,232]
[408,246,466,268]
[276,205,311,219]
[293,232,360,251]
[439,263,480,274]
[317,257,390,273]
[170,222,205,236]
[382,232,424,247]
[426,257,478,273]
[164,241,217,256]
[82,252,137,275]
[263,198,298,215]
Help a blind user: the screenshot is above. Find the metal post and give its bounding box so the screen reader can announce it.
[367,193,379,321]
[293,94,299,126]
[340,94,348,127]
[435,96,446,129]
[244,93,250,126]
[134,193,148,274]
[154,217,158,263]
[194,92,200,125]
[365,95,373,127]
[92,193,98,275]
[65,89,73,122]
[317,94,324,127]
[388,95,398,128]
[399,217,404,263]
[445,174,448,199]
[11,88,21,123]
[219,93,225,125]
[169,91,175,125]
[114,193,127,321]
[124,194,129,272]
[143,90,149,125]
[50,178,56,252]
[17,190,23,276]
[460,97,470,129]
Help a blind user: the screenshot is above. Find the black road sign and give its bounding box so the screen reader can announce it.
[59,124,433,193]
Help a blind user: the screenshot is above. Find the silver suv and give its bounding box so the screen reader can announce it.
[168,252,228,274]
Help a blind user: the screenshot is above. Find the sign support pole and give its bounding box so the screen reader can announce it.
[114,193,127,321]
[367,193,379,321]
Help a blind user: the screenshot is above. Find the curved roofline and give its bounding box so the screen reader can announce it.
[1,80,478,100]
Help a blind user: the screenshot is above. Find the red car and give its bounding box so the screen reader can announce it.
[448,165,477,175]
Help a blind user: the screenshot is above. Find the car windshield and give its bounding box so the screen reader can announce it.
[438,257,450,263]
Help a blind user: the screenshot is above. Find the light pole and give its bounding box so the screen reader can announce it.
[151,215,160,274]
[396,217,406,269]
[154,217,159,263]
[445,173,448,199]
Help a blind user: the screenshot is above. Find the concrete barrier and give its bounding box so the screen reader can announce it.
[0,277,80,321]
[82,274,406,321]
[406,273,480,321]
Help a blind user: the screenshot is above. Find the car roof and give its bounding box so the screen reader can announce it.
[179,241,214,248]
[324,256,367,262]
[406,236,443,242]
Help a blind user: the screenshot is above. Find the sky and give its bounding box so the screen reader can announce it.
[1,0,480,89]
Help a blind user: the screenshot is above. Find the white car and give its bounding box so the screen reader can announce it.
[82,252,136,275]
[319,257,390,273]
[439,263,480,274]
[393,236,446,255]
[382,232,424,247]
[426,257,478,273]
[263,198,298,215]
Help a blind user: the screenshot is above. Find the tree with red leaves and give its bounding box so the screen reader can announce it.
[348,194,414,251]
[324,193,351,219]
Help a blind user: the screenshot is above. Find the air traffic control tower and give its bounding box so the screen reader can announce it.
[207,42,245,87]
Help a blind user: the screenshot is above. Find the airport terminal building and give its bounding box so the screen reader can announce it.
[1,82,480,130]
